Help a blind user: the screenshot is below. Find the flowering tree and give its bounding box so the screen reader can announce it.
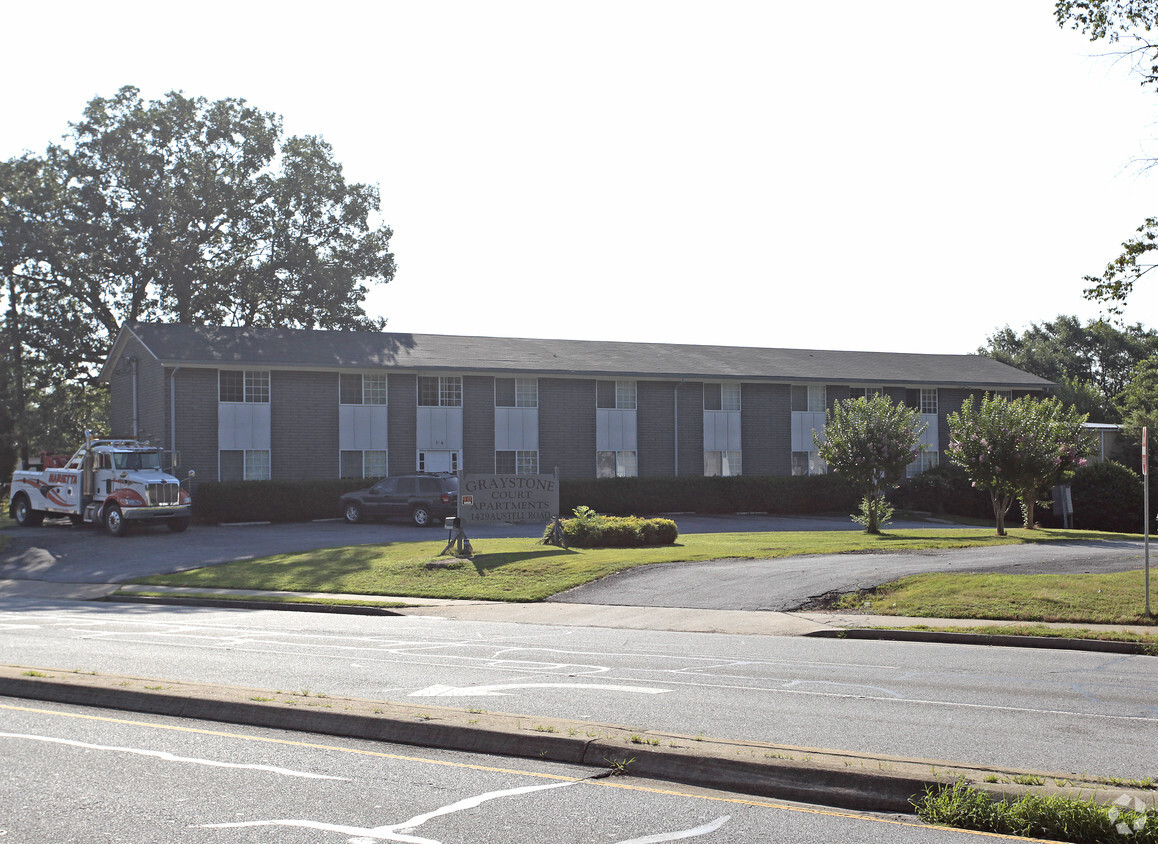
[815,394,926,534]
[946,394,1091,535]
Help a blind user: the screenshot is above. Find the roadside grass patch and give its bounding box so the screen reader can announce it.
[126,528,1130,603]
[887,624,1158,648]
[915,780,1158,843]
[836,570,1158,626]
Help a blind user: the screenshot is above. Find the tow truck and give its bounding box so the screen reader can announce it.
[9,435,193,537]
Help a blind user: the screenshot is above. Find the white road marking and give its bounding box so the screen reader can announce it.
[614,815,730,843]
[200,780,576,843]
[0,732,347,780]
[409,682,671,697]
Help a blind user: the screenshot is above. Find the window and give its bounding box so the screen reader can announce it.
[920,388,938,415]
[704,383,741,412]
[850,386,882,400]
[341,374,388,405]
[907,450,940,477]
[220,449,270,481]
[341,450,387,478]
[705,451,741,476]
[496,378,538,408]
[792,385,826,412]
[419,376,462,407]
[496,450,539,474]
[597,450,637,478]
[791,451,827,476]
[597,380,636,410]
[418,450,459,472]
[220,370,269,403]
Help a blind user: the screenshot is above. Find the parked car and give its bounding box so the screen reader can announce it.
[339,473,459,526]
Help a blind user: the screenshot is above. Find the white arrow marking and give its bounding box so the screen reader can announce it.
[409,682,670,697]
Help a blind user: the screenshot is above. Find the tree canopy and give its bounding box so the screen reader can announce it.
[947,394,1092,535]
[979,314,1158,421]
[1,86,395,460]
[1056,1,1158,311]
[814,394,927,534]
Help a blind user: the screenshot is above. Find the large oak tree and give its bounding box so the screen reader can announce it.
[1,86,395,461]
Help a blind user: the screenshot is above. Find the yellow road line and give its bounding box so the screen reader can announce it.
[0,702,1047,841]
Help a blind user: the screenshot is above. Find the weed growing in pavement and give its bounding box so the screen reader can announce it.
[1012,775,1046,786]
[915,780,1158,843]
[249,696,274,702]
[606,757,635,775]
[21,671,50,677]
[533,725,557,733]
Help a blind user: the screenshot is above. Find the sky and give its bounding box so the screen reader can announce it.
[4,1,1158,355]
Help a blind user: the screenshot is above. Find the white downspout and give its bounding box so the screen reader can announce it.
[130,358,139,438]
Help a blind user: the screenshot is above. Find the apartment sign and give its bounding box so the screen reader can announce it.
[459,474,559,525]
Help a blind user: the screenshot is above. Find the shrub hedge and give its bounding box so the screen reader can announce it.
[549,510,680,548]
[192,478,370,524]
[1068,460,1152,533]
[191,473,861,525]
[890,465,993,520]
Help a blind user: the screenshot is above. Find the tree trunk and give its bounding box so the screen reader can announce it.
[991,492,1011,537]
[1021,488,1037,530]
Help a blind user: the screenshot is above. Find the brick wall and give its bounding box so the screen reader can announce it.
[742,383,791,475]
[173,368,219,486]
[638,381,675,477]
[677,381,705,476]
[271,371,339,479]
[539,378,596,479]
[107,334,166,442]
[463,375,496,473]
[388,374,417,474]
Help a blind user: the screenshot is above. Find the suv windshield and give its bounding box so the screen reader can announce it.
[112,451,163,471]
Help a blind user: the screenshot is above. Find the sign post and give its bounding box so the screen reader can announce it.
[1145,428,1151,616]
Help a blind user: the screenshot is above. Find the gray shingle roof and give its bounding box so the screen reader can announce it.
[109,322,1052,389]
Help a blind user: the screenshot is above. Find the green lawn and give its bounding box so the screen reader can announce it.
[132,527,1138,603]
[838,569,1158,625]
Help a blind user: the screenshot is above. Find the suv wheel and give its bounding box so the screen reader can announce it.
[344,502,363,524]
[411,506,432,527]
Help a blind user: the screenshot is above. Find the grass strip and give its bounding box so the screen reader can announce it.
[129,528,1137,603]
[915,781,1158,843]
[837,569,1158,626]
[884,624,1158,647]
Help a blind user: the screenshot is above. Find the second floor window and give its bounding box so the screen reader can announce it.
[220,370,269,403]
[419,376,462,407]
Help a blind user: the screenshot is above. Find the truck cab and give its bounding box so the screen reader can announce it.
[9,437,193,537]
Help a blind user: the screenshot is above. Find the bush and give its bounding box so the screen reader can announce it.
[192,478,370,524]
[547,506,679,548]
[1069,460,1148,534]
[892,465,992,520]
[559,474,859,517]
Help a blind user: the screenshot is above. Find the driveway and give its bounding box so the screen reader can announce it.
[1,515,1147,612]
[550,539,1150,611]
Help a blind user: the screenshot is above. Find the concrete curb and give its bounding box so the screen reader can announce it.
[805,628,1155,655]
[2,663,1152,814]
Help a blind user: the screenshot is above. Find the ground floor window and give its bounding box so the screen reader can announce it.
[791,451,827,476]
[704,451,741,476]
[341,450,387,479]
[597,450,637,478]
[220,449,271,481]
[496,450,539,474]
[418,450,459,473]
[907,450,940,477]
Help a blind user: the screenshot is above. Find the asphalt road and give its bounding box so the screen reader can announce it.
[551,539,1151,611]
[1,603,1154,780]
[1,697,985,843]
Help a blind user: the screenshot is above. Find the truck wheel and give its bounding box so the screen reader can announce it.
[411,506,432,527]
[12,495,44,528]
[104,505,131,537]
[167,517,190,533]
[343,503,363,524]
